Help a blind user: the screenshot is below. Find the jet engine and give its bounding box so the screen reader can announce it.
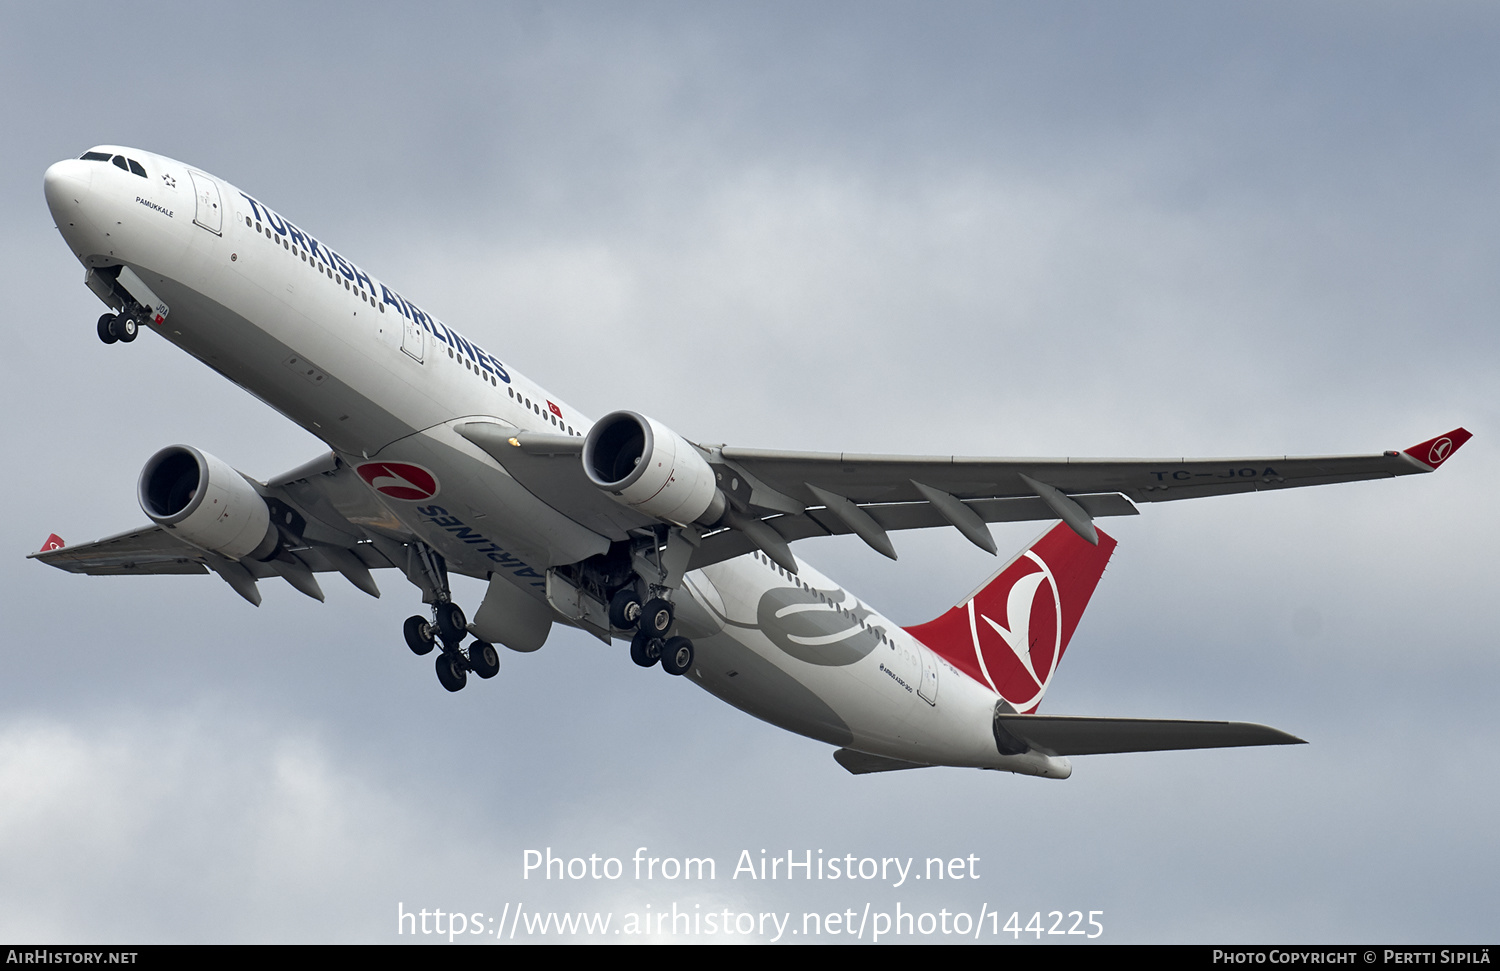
[582,411,726,527]
[138,445,279,560]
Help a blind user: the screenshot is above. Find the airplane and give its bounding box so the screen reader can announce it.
[33,146,1471,778]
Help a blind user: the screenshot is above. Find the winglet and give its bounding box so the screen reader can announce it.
[38,533,65,552]
[1401,427,1472,470]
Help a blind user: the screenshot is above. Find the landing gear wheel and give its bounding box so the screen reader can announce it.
[115,313,139,343]
[661,636,694,676]
[469,640,500,679]
[434,601,467,646]
[640,597,674,637]
[630,629,663,668]
[608,588,643,630]
[97,313,118,344]
[403,615,436,655]
[435,651,468,692]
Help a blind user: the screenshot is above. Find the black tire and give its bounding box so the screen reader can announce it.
[641,597,674,636]
[97,313,118,344]
[403,615,435,655]
[661,636,694,676]
[116,314,139,343]
[608,588,643,630]
[435,651,468,692]
[630,629,663,668]
[434,601,467,645]
[469,640,500,679]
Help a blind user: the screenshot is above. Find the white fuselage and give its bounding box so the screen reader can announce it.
[43,147,1067,777]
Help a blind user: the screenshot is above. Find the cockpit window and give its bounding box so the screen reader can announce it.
[86,153,148,178]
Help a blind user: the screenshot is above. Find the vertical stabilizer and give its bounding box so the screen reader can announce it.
[905,522,1116,713]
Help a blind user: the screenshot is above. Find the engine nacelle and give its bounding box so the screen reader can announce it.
[138,445,277,560]
[582,411,725,527]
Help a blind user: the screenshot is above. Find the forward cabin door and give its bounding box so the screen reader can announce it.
[188,170,222,234]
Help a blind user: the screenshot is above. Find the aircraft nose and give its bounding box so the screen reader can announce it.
[43,158,92,220]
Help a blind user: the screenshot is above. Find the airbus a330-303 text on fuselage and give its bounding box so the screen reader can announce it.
[34,147,1471,777]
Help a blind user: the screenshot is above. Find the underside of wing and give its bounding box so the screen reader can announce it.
[719,426,1471,508]
[29,525,209,576]
[31,451,408,605]
[455,423,1469,577]
[680,427,1470,569]
[993,714,1305,757]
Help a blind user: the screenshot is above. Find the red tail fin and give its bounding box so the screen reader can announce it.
[905,522,1116,713]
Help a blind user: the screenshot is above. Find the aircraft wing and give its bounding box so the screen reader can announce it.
[718,426,1471,509]
[30,452,405,605]
[686,427,1471,567]
[465,424,1469,572]
[30,525,209,576]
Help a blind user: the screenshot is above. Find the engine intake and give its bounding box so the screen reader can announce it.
[582,411,725,527]
[139,445,278,560]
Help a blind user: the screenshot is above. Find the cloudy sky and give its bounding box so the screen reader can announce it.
[2,2,1496,944]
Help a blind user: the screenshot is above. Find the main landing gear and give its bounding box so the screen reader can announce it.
[403,600,499,693]
[616,588,694,678]
[97,311,139,344]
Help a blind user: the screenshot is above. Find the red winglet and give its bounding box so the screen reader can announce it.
[1402,428,1472,470]
[39,533,65,552]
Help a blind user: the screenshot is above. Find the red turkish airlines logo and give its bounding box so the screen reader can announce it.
[547,400,563,419]
[356,461,440,501]
[968,551,1061,712]
[39,533,65,552]
[1428,438,1454,465]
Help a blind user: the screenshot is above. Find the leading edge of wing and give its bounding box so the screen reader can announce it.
[993,715,1305,757]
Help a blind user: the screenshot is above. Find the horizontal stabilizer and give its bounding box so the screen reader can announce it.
[994,714,1304,757]
[833,749,933,775]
